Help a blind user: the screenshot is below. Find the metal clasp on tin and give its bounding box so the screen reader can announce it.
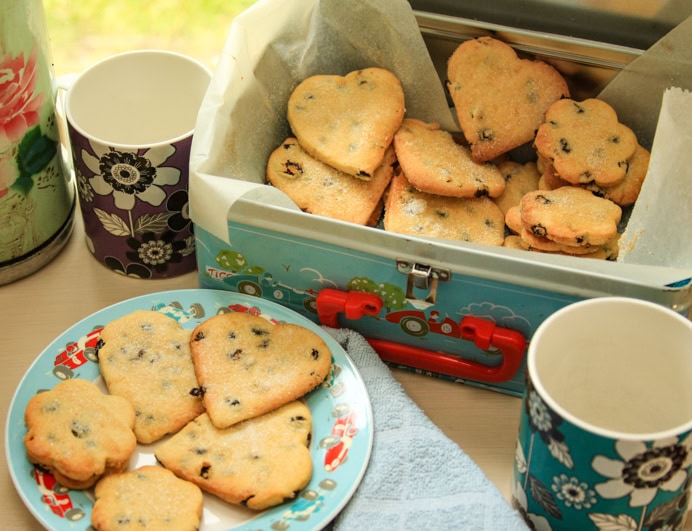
[396,260,451,304]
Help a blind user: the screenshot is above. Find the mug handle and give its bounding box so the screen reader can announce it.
[53,73,78,181]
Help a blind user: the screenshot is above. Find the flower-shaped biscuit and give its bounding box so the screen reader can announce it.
[23,379,136,489]
[534,98,638,186]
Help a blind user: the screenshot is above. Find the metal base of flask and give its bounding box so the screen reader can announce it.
[0,200,76,286]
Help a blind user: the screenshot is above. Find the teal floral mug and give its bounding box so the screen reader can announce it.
[64,50,211,278]
[513,297,692,530]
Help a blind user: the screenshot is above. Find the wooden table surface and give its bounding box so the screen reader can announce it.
[2,213,688,529]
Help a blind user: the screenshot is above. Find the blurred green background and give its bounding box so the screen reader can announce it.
[44,0,257,75]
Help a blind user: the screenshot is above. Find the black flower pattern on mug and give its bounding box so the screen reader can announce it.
[126,231,184,272]
[103,256,152,279]
[166,189,191,232]
[83,142,180,210]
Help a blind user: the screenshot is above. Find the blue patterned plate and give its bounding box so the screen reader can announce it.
[6,289,373,530]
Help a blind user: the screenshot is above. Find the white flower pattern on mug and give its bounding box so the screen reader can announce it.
[83,142,180,210]
[514,379,573,524]
[76,139,194,277]
[516,367,691,529]
[592,435,691,507]
[551,474,597,510]
[512,481,554,531]
[75,169,93,203]
[525,380,574,469]
[126,231,185,273]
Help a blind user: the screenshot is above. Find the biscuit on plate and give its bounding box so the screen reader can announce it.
[97,310,205,444]
[91,465,203,531]
[189,312,331,429]
[287,67,405,179]
[24,378,136,489]
[447,36,569,162]
[266,137,395,225]
[384,172,505,245]
[393,118,506,198]
[155,402,312,511]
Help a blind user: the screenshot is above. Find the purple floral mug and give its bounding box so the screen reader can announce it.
[65,50,211,278]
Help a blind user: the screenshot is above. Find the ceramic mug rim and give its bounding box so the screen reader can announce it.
[64,49,212,150]
[528,296,692,441]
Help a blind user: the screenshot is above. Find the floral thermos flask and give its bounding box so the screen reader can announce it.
[0,0,75,284]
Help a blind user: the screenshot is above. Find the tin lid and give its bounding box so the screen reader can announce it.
[409,0,692,50]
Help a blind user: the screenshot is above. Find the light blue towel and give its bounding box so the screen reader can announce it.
[326,327,529,530]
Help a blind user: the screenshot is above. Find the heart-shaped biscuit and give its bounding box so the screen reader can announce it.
[189,312,331,429]
[393,118,506,198]
[447,36,569,162]
[384,172,505,245]
[287,67,405,179]
[155,402,312,510]
[97,310,205,444]
[266,137,395,225]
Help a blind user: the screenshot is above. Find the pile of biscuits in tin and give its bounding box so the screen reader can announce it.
[266,36,649,260]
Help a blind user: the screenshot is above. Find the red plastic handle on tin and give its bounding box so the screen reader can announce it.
[316,289,526,384]
[316,289,383,327]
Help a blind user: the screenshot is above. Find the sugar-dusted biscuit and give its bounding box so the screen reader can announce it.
[393,118,506,198]
[189,312,331,429]
[534,98,638,186]
[366,199,384,227]
[579,144,650,206]
[24,379,136,489]
[505,205,617,259]
[493,161,540,215]
[504,205,523,235]
[384,172,505,245]
[538,143,649,207]
[91,465,203,531]
[96,310,204,444]
[447,36,569,162]
[505,205,597,254]
[538,160,569,191]
[518,227,609,255]
[504,234,614,260]
[503,235,525,251]
[155,402,313,511]
[520,186,622,247]
[266,137,395,225]
[536,175,551,191]
[287,67,405,179]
